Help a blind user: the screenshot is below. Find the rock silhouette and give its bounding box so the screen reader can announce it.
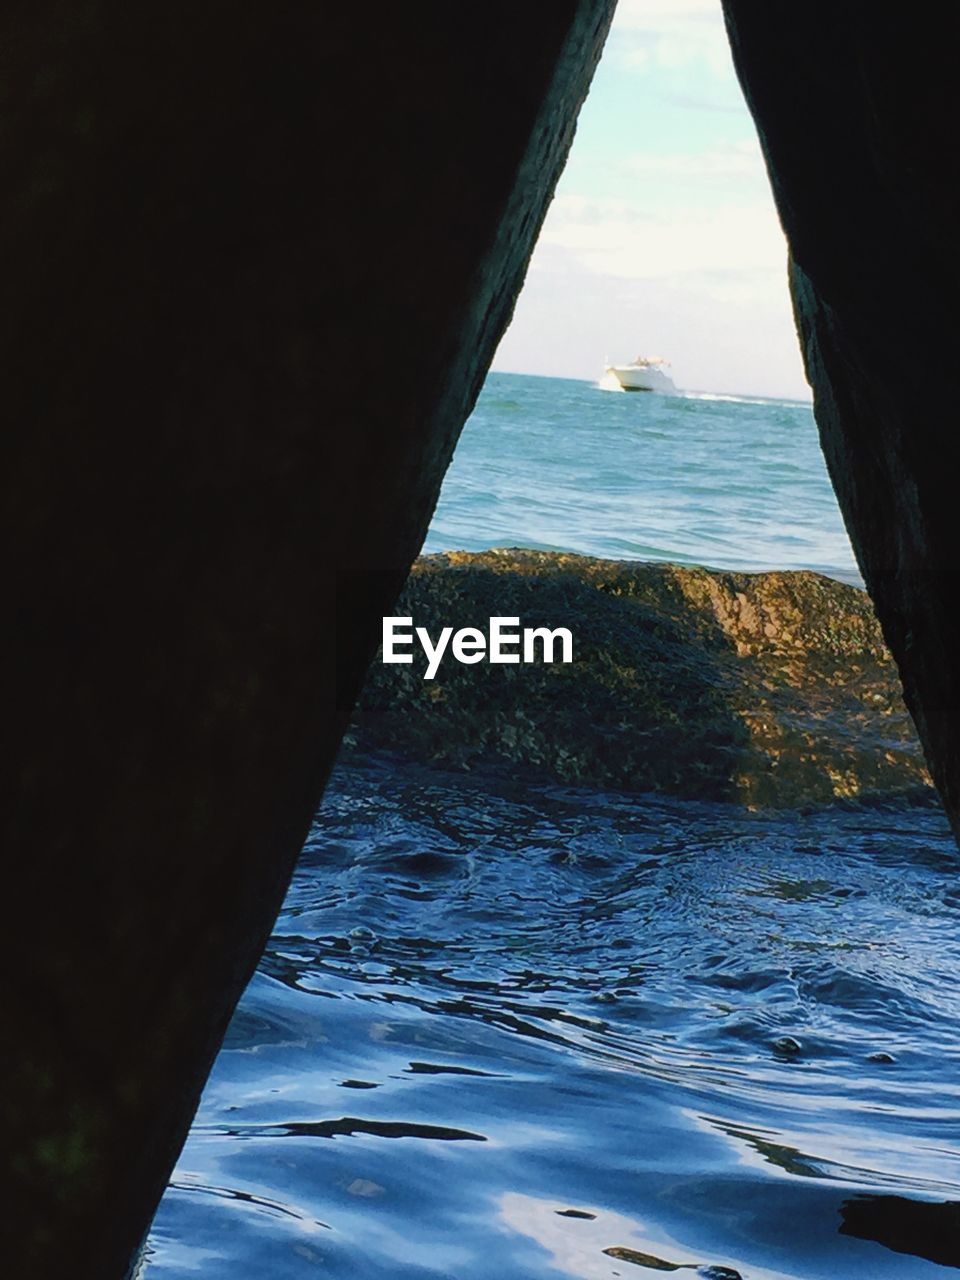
[1,3,614,1274]
[722,1,960,840]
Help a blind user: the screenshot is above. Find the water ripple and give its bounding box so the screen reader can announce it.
[149,756,960,1279]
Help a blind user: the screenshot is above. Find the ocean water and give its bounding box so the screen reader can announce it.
[144,375,960,1278]
[423,373,859,584]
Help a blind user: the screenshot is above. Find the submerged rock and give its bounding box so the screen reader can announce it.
[351,549,932,808]
[772,1036,803,1056]
[601,1246,742,1278]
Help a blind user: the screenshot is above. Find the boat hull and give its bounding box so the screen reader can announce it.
[606,364,677,393]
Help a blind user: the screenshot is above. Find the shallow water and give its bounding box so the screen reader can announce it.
[423,373,859,584]
[146,756,960,1278]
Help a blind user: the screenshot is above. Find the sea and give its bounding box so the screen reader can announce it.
[423,373,859,584]
[144,374,960,1279]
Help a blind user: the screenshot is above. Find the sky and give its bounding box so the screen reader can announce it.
[491,0,811,401]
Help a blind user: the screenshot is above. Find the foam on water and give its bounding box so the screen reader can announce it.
[679,391,809,408]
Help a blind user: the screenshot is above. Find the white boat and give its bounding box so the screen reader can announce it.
[602,355,677,394]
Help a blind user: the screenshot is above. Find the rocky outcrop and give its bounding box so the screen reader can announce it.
[352,551,931,808]
[721,3,960,839]
[7,4,959,1273]
[1,5,614,1275]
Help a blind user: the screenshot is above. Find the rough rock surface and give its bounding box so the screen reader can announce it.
[1,5,614,1275]
[721,2,960,838]
[352,551,931,808]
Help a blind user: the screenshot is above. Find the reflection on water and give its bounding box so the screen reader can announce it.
[147,756,960,1278]
[499,1192,750,1278]
[840,1196,960,1269]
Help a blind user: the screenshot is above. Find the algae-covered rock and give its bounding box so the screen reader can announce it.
[350,549,932,808]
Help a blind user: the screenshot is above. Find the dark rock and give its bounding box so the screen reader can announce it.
[721,2,960,842]
[1,4,614,1274]
[352,550,932,807]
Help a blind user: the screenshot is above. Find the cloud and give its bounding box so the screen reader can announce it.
[613,0,722,26]
[620,137,769,184]
[610,0,734,78]
[535,191,787,285]
[491,0,808,398]
[614,0,721,19]
[497,246,808,399]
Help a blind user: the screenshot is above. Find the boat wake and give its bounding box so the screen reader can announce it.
[681,390,811,408]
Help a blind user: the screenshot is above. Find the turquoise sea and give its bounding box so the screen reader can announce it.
[424,373,858,583]
[144,375,960,1279]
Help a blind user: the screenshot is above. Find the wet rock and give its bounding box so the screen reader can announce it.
[352,550,933,808]
[602,1246,742,1278]
[721,3,960,843]
[772,1036,803,1056]
[604,1245,682,1270]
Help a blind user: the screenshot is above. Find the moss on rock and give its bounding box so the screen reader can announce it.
[350,549,931,808]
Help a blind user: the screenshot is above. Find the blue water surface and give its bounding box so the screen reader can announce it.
[424,373,857,582]
[146,760,960,1279]
[142,375,960,1279]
